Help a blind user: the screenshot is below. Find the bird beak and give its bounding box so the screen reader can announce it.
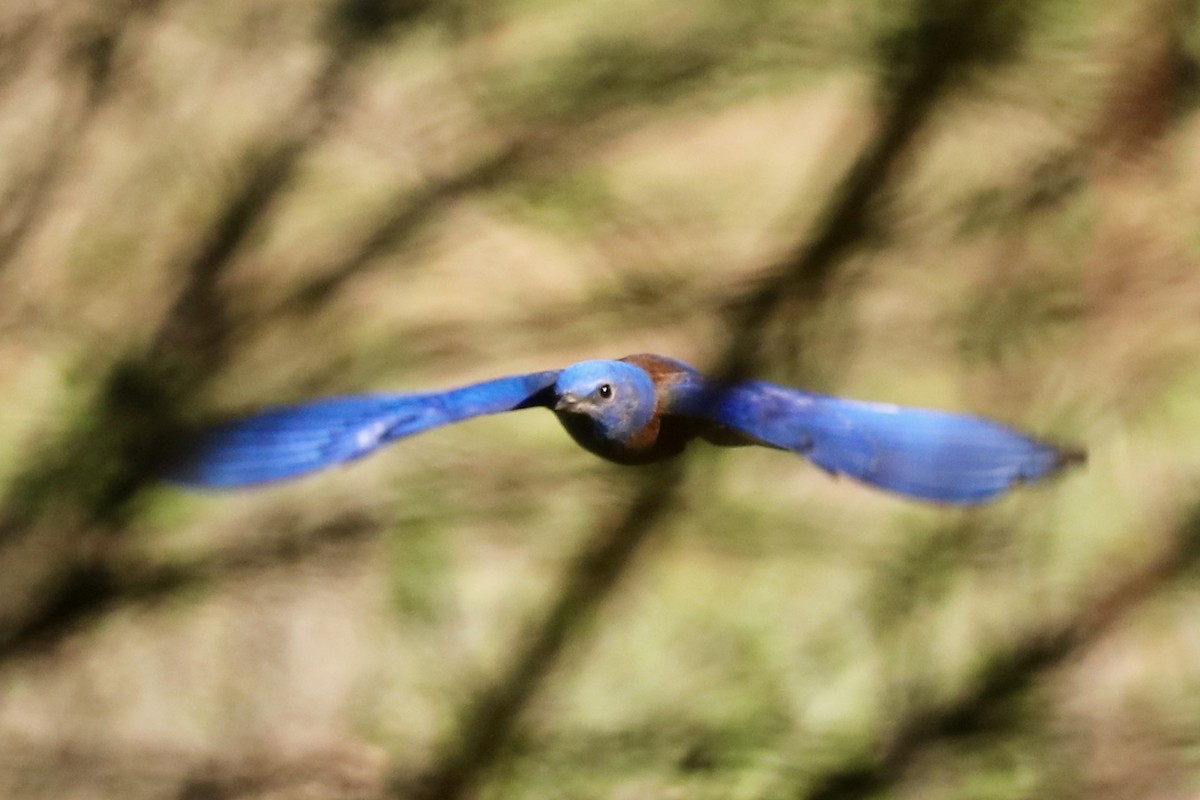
[555,393,580,412]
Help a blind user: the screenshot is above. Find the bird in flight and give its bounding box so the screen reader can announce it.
[170,354,1083,504]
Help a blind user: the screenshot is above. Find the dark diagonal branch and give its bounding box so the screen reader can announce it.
[718,0,1022,383]
[0,510,380,661]
[398,3,1013,798]
[251,8,751,330]
[268,140,529,320]
[0,2,435,662]
[0,0,168,276]
[803,503,1200,800]
[398,466,684,800]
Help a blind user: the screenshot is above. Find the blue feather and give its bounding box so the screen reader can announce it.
[170,371,559,488]
[703,381,1078,504]
[168,356,1081,504]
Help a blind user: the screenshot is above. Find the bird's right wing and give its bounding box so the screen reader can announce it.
[168,370,560,489]
[671,377,1083,504]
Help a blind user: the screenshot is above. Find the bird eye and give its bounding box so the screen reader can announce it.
[597,383,612,399]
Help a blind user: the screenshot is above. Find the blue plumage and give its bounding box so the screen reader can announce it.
[169,355,1082,504]
[171,371,559,487]
[703,383,1070,503]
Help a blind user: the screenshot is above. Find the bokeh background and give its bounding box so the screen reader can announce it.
[1,0,1199,797]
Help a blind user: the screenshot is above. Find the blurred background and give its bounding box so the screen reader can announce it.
[1,0,1199,797]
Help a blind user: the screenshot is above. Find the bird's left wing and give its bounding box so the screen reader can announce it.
[669,377,1082,504]
[169,370,560,488]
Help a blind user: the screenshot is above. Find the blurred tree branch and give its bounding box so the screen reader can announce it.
[1,509,379,660]
[0,0,437,662]
[0,1,167,276]
[717,0,1029,382]
[399,2,1020,798]
[258,20,747,330]
[801,502,1200,800]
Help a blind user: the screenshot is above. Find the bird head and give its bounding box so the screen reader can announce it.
[554,360,657,445]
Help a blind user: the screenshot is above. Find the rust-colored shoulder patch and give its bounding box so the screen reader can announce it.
[619,353,700,417]
[610,354,699,462]
[619,353,693,386]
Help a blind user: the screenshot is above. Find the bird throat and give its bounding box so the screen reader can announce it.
[553,410,687,465]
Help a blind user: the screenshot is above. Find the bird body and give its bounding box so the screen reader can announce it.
[553,354,714,464]
[171,354,1084,504]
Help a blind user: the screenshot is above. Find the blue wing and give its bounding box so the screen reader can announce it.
[169,370,560,488]
[674,379,1082,504]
